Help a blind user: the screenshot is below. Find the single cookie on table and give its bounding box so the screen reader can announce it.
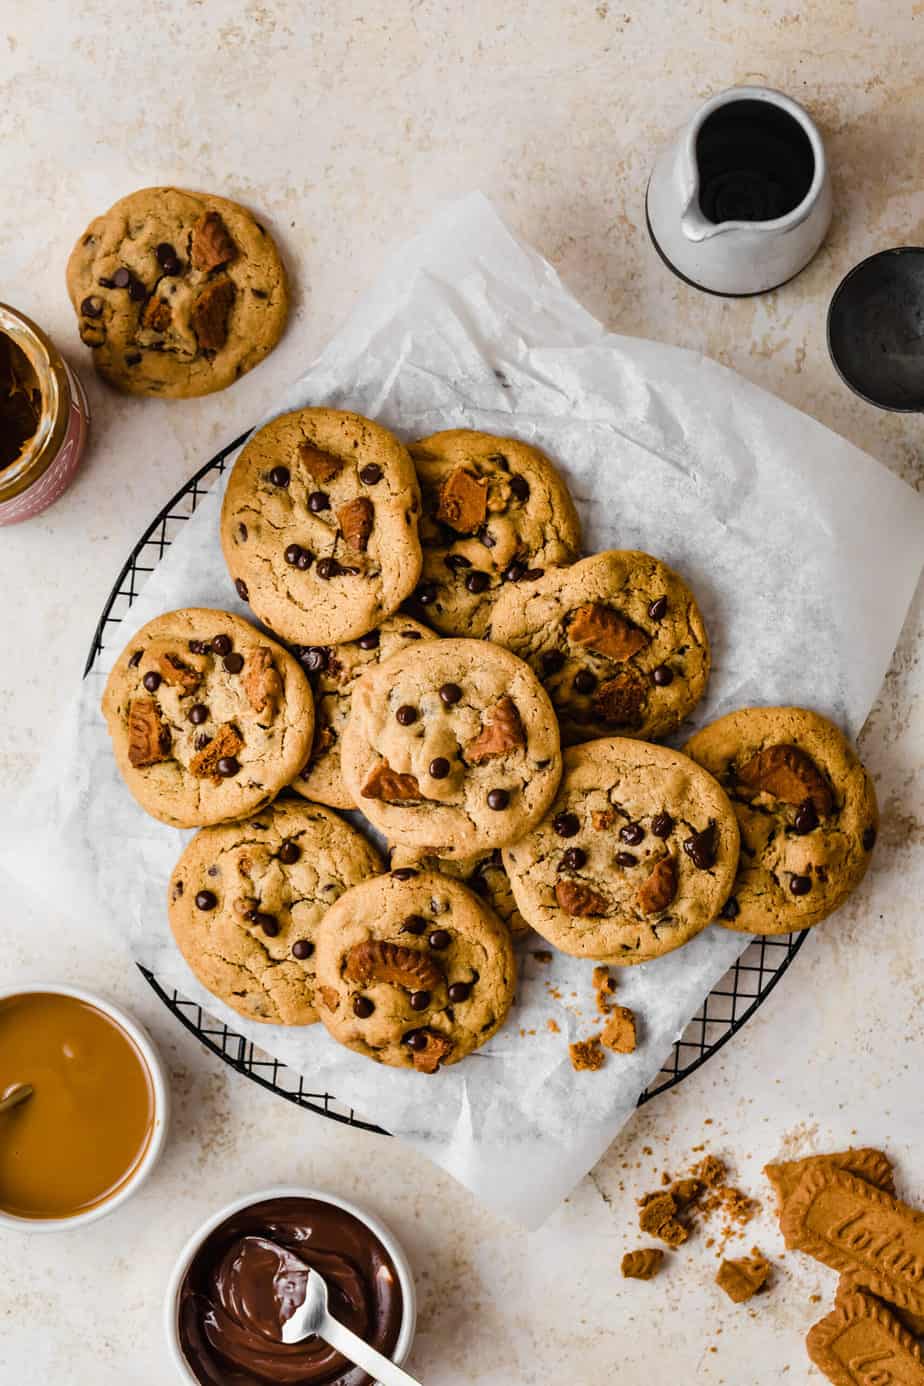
[340,637,562,857]
[407,430,581,637]
[389,845,530,938]
[502,737,739,963]
[290,615,438,810]
[66,187,287,397]
[684,707,878,936]
[487,550,710,744]
[101,609,314,828]
[314,870,516,1071]
[168,799,383,1026]
[221,408,422,646]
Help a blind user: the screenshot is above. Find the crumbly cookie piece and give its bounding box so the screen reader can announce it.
[389,844,530,938]
[290,616,437,809]
[221,409,422,646]
[168,799,383,1025]
[66,187,287,397]
[621,1249,665,1280]
[314,870,516,1070]
[716,1249,771,1303]
[101,608,314,828]
[503,737,739,962]
[685,707,878,936]
[340,637,562,857]
[407,430,581,637]
[487,550,710,744]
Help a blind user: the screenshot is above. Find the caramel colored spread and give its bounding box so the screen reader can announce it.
[0,332,42,471]
[178,1196,404,1386]
[0,992,155,1219]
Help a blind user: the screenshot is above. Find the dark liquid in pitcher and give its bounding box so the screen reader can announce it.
[695,100,815,224]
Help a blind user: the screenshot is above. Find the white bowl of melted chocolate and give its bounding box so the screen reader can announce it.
[166,1187,416,1386]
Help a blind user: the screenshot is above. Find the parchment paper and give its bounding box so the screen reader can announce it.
[4,193,923,1227]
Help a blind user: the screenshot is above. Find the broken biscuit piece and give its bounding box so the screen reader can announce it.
[716,1248,771,1304]
[622,1248,664,1281]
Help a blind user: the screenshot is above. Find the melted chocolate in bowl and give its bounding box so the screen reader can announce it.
[178,1197,404,1386]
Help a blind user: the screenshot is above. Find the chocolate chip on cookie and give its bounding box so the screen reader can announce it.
[221,408,423,646]
[408,430,581,638]
[66,187,287,397]
[340,637,562,857]
[503,737,740,963]
[489,550,711,745]
[314,872,516,1070]
[685,707,879,936]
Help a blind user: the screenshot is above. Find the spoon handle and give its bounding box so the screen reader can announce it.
[318,1311,422,1386]
[0,1083,33,1114]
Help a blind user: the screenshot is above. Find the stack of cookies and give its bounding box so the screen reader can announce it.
[101,407,880,1075]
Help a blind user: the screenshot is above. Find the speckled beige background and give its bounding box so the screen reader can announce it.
[1,1,923,1381]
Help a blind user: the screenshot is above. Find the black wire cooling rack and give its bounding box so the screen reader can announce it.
[85,432,807,1133]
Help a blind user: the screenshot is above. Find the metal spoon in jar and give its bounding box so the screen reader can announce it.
[0,1083,33,1114]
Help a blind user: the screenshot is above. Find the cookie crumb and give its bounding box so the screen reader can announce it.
[601,1005,637,1053]
[622,1248,664,1280]
[715,1248,771,1303]
[547,1018,560,1034]
[693,1154,727,1187]
[638,1191,688,1247]
[569,1036,605,1072]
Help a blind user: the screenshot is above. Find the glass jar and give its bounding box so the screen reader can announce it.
[0,303,90,525]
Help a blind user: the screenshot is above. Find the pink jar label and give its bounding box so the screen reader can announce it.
[0,362,90,525]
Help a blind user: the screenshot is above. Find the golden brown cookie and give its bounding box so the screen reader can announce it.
[407,430,581,637]
[290,616,437,809]
[808,1290,924,1385]
[221,409,422,646]
[101,608,314,828]
[488,550,710,743]
[502,737,739,962]
[314,870,516,1070]
[685,707,878,936]
[340,637,562,857]
[168,799,383,1025]
[66,187,287,396]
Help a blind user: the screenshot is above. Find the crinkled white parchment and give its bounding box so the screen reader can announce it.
[3,193,923,1227]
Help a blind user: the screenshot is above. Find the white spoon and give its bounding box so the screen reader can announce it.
[280,1265,422,1386]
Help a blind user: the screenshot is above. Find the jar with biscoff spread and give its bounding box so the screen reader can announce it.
[0,303,90,525]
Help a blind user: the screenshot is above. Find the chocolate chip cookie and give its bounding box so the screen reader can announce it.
[389,845,530,938]
[314,869,516,1070]
[290,615,438,809]
[101,608,314,828]
[340,637,562,856]
[502,737,740,962]
[487,550,710,744]
[168,799,383,1026]
[221,408,423,646]
[685,707,878,935]
[407,430,581,637]
[66,187,287,397]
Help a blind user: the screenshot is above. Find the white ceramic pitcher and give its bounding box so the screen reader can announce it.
[646,86,832,296]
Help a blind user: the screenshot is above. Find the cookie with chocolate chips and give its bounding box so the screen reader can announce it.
[407,430,581,637]
[340,637,562,857]
[221,408,423,646]
[685,707,878,935]
[389,845,530,938]
[168,798,383,1025]
[488,550,710,744]
[66,187,287,397]
[290,615,438,810]
[102,608,314,828]
[314,870,516,1070]
[502,737,739,962]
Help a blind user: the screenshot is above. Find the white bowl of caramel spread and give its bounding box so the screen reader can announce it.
[0,984,169,1229]
[165,1187,417,1386]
